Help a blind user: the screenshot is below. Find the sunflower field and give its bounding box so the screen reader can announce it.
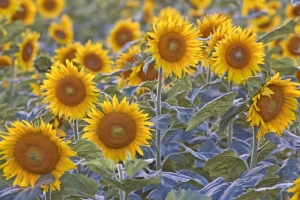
[3,0,300,199]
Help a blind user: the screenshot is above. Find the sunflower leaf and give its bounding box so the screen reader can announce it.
[0,21,25,47]
[70,139,103,160]
[82,158,116,177]
[235,187,281,200]
[165,189,211,200]
[270,58,299,76]
[124,159,150,178]
[186,92,237,132]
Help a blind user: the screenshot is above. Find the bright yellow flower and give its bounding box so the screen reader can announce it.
[288,177,300,200]
[48,14,73,45]
[10,0,36,25]
[54,42,82,65]
[0,55,12,67]
[37,0,65,19]
[0,0,19,18]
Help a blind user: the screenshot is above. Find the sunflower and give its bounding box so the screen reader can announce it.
[0,0,19,18]
[147,17,202,78]
[82,96,153,163]
[197,14,232,38]
[247,73,300,138]
[241,0,266,16]
[189,0,212,9]
[288,177,300,200]
[157,6,182,22]
[0,41,10,52]
[107,19,141,53]
[30,83,41,96]
[142,0,155,23]
[250,15,280,33]
[127,61,158,86]
[281,34,300,62]
[0,55,12,67]
[54,42,82,65]
[212,27,265,84]
[10,0,36,25]
[41,60,99,120]
[0,120,76,190]
[286,4,300,19]
[15,32,40,72]
[48,14,73,45]
[74,40,112,74]
[36,0,65,19]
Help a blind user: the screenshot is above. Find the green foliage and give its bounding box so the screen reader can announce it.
[0,21,25,47]
[82,158,116,177]
[124,159,149,178]
[246,77,264,99]
[270,58,299,76]
[165,189,212,200]
[235,188,281,200]
[69,139,103,160]
[204,150,248,182]
[257,142,277,163]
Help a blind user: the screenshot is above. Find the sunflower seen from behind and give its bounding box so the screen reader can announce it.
[48,14,73,45]
[15,31,40,72]
[247,73,300,138]
[41,60,99,120]
[54,42,82,65]
[10,0,36,25]
[82,96,153,163]
[74,40,112,75]
[147,17,202,78]
[108,19,141,53]
[0,120,76,190]
[212,27,265,84]
[0,0,19,18]
[37,0,65,19]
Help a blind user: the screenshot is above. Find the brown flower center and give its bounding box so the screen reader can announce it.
[63,49,76,64]
[201,27,214,38]
[122,69,132,80]
[14,133,60,174]
[293,5,300,16]
[257,85,284,122]
[55,30,66,39]
[11,4,27,22]
[158,31,187,62]
[288,36,300,55]
[22,42,34,62]
[56,76,86,106]
[115,29,133,46]
[226,42,251,69]
[43,0,56,10]
[98,112,136,148]
[0,58,10,67]
[296,70,300,82]
[83,54,102,72]
[0,0,9,8]
[138,62,158,81]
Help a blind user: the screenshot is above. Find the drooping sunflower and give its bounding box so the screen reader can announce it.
[0,0,19,18]
[0,55,12,67]
[281,34,300,62]
[54,42,82,65]
[0,120,76,190]
[286,3,300,19]
[36,0,65,19]
[82,96,153,163]
[10,0,36,25]
[247,73,300,138]
[41,60,99,120]
[107,19,141,53]
[197,14,232,38]
[15,32,40,72]
[147,17,203,78]
[74,40,112,74]
[288,177,300,200]
[48,14,73,45]
[212,27,265,84]
[250,15,280,33]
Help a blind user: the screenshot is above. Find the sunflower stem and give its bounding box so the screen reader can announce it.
[250,126,259,169]
[73,119,79,143]
[227,81,233,147]
[45,188,51,200]
[206,68,211,83]
[117,164,126,200]
[155,67,163,171]
[9,59,15,108]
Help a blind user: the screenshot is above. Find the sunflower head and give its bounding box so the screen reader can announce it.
[0,120,76,190]
[10,0,36,25]
[142,0,155,23]
[286,3,300,19]
[48,14,73,45]
[156,6,182,22]
[147,17,203,78]
[15,31,40,72]
[288,177,300,200]
[247,73,300,138]
[34,52,53,73]
[281,34,300,62]
[250,15,280,33]
[127,61,158,87]
[107,19,141,53]
[37,0,65,19]
[82,95,153,163]
[41,60,99,120]
[0,0,19,18]
[241,0,266,16]
[54,42,82,65]
[212,27,265,84]
[0,55,12,67]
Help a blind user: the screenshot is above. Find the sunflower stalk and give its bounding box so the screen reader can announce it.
[227,81,233,147]
[45,188,51,200]
[117,164,126,200]
[250,126,259,169]
[73,119,79,143]
[9,59,15,108]
[155,67,163,171]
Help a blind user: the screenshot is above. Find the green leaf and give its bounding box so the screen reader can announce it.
[256,18,299,44]
[186,92,237,132]
[0,21,25,47]
[140,42,147,52]
[174,74,192,91]
[204,150,248,182]
[257,142,277,163]
[218,100,248,135]
[270,58,299,76]
[165,189,212,200]
[69,139,103,160]
[59,173,98,199]
[235,188,281,200]
[139,81,157,90]
[255,165,280,188]
[82,158,116,177]
[246,77,264,99]
[124,159,149,178]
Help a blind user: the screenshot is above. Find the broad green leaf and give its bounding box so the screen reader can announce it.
[246,77,264,99]
[235,188,281,200]
[82,158,116,177]
[270,58,299,76]
[174,74,192,90]
[218,100,248,135]
[186,92,237,131]
[69,139,103,160]
[124,159,149,178]
[139,81,157,90]
[256,18,299,44]
[255,165,280,188]
[34,173,55,186]
[0,21,25,47]
[140,42,147,52]
[165,189,211,200]
[257,142,277,163]
[204,150,247,182]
